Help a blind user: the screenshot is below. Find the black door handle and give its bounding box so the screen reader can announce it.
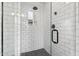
[51,29,59,44]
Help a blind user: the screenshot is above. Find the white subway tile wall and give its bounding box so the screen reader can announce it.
[52,2,76,56]
[76,3,79,56]
[43,2,51,54]
[20,2,44,53]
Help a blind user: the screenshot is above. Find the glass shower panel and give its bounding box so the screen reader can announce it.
[51,2,76,56]
[3,2,19,56]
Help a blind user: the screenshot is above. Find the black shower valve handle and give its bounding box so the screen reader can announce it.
[51,26,59,44]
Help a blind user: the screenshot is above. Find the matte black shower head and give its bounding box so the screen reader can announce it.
[52,24,55,28]
[33,6,38,10]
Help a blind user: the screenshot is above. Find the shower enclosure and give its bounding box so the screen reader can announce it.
[0,2,79,56]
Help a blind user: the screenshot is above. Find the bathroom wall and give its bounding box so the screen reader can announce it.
[52,2,76,56]
[76,2,79,56]
[3,2,17,56]
[20,2,44,53]
[0,2,1,56]
[43,2,51,54]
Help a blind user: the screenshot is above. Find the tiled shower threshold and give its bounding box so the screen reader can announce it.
[21,48,51,56]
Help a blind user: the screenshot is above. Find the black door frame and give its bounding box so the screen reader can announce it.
[1,2,3,56]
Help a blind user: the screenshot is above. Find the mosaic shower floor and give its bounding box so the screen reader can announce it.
[21,48,50,56]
